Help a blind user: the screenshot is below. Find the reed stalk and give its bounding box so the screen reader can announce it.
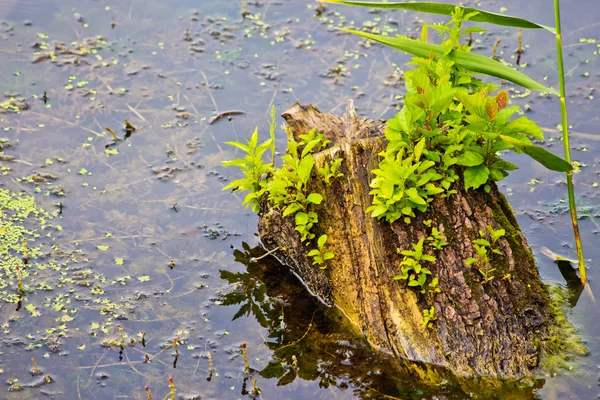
[553,0,586,284]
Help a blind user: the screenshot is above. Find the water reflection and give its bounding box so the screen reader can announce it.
[555,261,584,308]
[221,243,548,400]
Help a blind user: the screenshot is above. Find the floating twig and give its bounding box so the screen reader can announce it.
[207,351,214,381]
[252,378,261,396]
[209,110,246,125]
[31,358,41,376]
[22,237,28,264]
[15,265,23,295]
[124,119,137,131]
[492,39,501,60]
[516,28,523,65]
[106,128,118,141]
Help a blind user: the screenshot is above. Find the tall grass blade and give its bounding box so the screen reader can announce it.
[323,0,555,33]
[341,29,558,94]
[553,0,586,284]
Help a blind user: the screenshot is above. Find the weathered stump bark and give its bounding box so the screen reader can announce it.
[258,102,553,379]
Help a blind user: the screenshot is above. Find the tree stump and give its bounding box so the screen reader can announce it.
[258,101,554,379]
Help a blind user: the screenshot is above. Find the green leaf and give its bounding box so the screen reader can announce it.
[322,1,555,32]
[339,29,558,95]
[472,238,491,247]
[297,154,315,182]
[323,252,335,260]
[318,234,328,248]
[502,116,544,139]
[405,187,426,205]
[413,137,426,161]
[491,158,519,171]
[456,151,485,167]
[306,193,323,205]
[283,203,303,217]
[393,107,412,134]
[295,212,309,226]
[224,141,250,154]
[498,134,572,172]
[464,165,490,190]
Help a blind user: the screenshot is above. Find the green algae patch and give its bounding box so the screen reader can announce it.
[0,189,56,305]
[539,284,589,376]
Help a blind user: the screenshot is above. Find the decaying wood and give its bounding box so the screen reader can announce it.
[258,101,553,379]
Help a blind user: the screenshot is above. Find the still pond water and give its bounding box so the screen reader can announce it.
[0,0,599,399]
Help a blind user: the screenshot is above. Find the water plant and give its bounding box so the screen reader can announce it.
[167,376,176,400]
[553,0,586,284]
[242,342,250,373]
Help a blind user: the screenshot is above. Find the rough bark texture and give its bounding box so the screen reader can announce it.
[258,102,552,379]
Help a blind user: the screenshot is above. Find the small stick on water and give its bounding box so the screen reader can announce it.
[31,358,41,375]
[118,325,125,361]
[42,91,48,104]
[252,378,261,396]
[144,386,152,400]
[173,337,179,368]
[111,17,116,29]
[22,237,28,263]
[207,351,214,381]
[242,343,250,373]
[492,39,501,60]
[15,265,23,295]
[106,128,118,141]
[467,32,473,47]
[119,326,125,350]
[250,247,280,263]
[141,332,146,347]
[209,110,246,125]
[124,119,137,132]
[516,28,523,65]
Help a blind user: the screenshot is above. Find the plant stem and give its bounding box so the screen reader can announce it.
[553,0,586,284]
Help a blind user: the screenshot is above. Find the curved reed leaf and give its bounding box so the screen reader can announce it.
[499,134,572,172]
[341,29,558,95]
[322,0,555,33]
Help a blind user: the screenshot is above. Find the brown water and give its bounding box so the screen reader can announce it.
[0,0,599,399]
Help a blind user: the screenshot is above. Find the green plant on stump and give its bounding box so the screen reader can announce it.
[322,0,586,284]
[223,112,344,268]
[362,11,570,228]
